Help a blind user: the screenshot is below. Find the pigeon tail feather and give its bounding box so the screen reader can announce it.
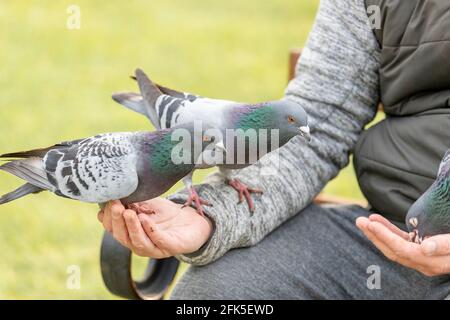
[111,92,148,117]
[130,75,186,98]
[0,158,53,191]
[134,68,163,129]
[0,183,43,205]
[0,140,80,159]
[155,84,188,99]
[1,146,55,159]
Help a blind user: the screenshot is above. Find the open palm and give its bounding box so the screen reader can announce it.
[98,198,212,258]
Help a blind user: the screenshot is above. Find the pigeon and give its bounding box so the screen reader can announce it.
[406,149,450,243]
[112,69,311,212]
[0,123,226,216]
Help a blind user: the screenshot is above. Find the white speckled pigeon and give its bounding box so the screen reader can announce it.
[112,69,311,212]
[406,149,450,243]
[0,123,225,216]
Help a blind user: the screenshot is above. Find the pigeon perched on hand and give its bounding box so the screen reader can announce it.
[406,149,450,243]
[112,69,311,212]
[0,123,226,216]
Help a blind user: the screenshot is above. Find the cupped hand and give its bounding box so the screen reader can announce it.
[356,214,450,276]
[98,198,213,258]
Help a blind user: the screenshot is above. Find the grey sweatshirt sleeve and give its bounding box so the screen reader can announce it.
[168,0,381,266]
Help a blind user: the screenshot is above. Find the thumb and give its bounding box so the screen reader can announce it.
[421,235,450,256]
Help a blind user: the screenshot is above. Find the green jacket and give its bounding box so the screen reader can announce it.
[355,0,450,222]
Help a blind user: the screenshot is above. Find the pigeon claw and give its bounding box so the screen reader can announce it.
[182,187,212,217]
[227,178,263,213]
[409,230,419,243]
[127,202,155,215]
[409,229,425,244]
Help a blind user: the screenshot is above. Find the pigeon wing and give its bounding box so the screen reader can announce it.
[43,133,139,203]
[154,94,235,129]
[112,69,238,129]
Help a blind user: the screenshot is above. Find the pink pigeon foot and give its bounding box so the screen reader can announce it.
[182,187,212,216]
[227,178,263,213]
[127,202,156,215]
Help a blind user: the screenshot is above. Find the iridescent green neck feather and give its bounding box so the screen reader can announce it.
[427,175,450,217]
[149,133,193,175]
[234,105,277,131]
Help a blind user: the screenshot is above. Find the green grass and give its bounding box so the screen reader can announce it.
[0,0,374,299]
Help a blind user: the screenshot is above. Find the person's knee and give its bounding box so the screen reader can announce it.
[170,248,267,300]
[170,208,327,300]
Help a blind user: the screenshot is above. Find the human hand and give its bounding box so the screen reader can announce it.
[356,214,450,276]
[98,198,213,258]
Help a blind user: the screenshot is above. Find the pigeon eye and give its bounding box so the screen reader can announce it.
[202,135,211,142]
[287,116,295,123]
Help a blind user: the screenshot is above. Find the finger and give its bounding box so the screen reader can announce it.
[358,219,432,272]
[357,218,420,265]
[123,209,156,255]
[421,235,450,256]
[367,221,419,258]
[356,216,376,234]
[102,202,114,233]
[139,214,175,255]
[97,210,104,223]
[355,216,372,233]
[368,214,410,240]
[358,219,449,275]
[357,218,399,259]
[365,222,440,273]
[110,201,130,247]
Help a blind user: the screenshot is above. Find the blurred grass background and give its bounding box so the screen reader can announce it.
[0,0,375,299]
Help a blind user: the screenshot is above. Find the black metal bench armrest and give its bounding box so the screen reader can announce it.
[100,231,180,300]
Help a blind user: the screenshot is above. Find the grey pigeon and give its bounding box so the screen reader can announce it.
[112,69,311,212]
[406,149,450,242]
[0,123,225,216]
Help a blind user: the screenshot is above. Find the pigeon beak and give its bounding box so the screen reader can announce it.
[409,217,418,228]
[299,126,311,142]
[215,141,227,155]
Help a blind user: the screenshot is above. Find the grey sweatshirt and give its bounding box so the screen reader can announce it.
[169,0,381,266]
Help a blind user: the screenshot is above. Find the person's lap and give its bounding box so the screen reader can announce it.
[171,203,449,299]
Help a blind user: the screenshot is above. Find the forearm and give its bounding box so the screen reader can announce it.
[169,0,381,265]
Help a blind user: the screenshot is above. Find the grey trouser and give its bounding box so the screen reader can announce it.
[171,204,450,300]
